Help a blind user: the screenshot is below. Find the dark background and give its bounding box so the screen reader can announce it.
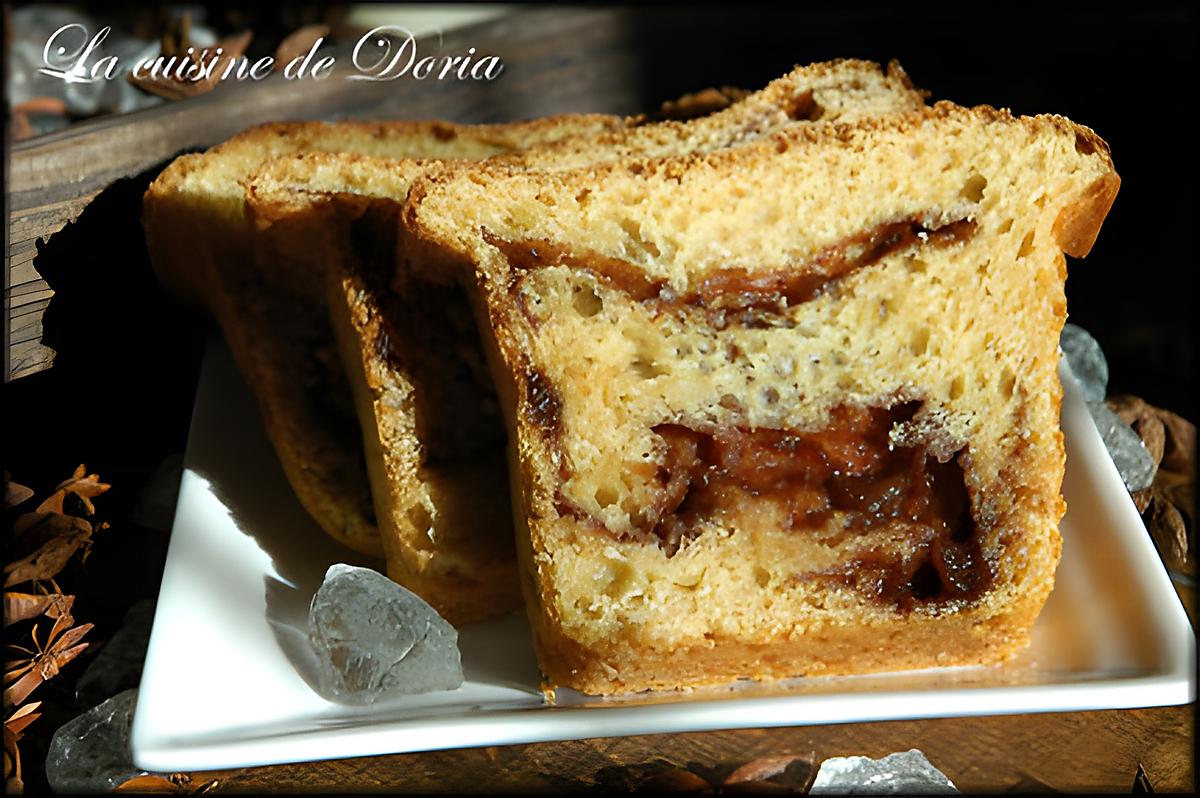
[2,5,1194,793]
[621,5,1194,417]
[6,0,1196,592]
[6,1,1196,554]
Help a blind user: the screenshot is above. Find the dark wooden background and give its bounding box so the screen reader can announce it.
[3,5,1195,793]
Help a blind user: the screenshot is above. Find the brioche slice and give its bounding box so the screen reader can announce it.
[143,115,622,556]
[403,102,1119,694]
[246,154,518,623]
[238,60,929,620]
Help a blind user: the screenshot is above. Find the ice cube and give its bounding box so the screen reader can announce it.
[810,749,959,795]
[309,564,463,704]
[1088,402,1158,492]
[45,689,144,794]
[1060,323,1108,403]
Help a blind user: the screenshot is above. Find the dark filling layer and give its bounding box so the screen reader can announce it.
[486,215,975,325]
[351,213,505,464]
[572,402,990,611]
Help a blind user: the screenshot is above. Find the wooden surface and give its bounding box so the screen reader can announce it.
[4,6,683,381]
[152,706,1193,793]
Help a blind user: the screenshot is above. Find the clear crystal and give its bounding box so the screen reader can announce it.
[309,564,463,704]
[1060,323,1109,403]
[46,689,144,794]
[1088,402,1158,492]
[810,749,959,795]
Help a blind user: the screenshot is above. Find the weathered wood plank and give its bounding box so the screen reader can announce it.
[10,303,49,345]
[8,284,53,303]
[155,706,1193,794]
[9,338,55,378]
[5,6,684,381]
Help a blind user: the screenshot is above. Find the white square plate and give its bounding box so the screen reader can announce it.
[132,340,1195,771]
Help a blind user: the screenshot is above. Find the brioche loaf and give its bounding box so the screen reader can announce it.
[403,102,1118,694]
[238,59,929,620]
[143,115,623,556]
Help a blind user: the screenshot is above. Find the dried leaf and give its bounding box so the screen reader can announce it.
[2,701,41,795]
[1132,487,1153,514]
[1107,394,1147,426]
[1110,398,1195,478]
[644,767,714,793]
[36,465,110,517]
[4,726,23,792]
[1161,475,1194,527]
[4,521,91,587]
[1135,413,1166,469]
[5,703,42,736]
[13,512,92,561]
[1158,409,1196,477]
[2,671,43,708]
[12,97,67,116]
[5,477,33,510]
[115,774,185,793]
[4,657,35,684]
[13,511,49,538]
[274,25,330,68]
[2,592,73,626]
[1148,494,1189,566]
[723,754,815,793]
[3,594,53,627]
[54,465,111,499]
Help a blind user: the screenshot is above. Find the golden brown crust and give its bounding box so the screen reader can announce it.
[411,102,1117,205]
[542,586,1051,695]
[496,58,928,173]
[1054,173,1121,257]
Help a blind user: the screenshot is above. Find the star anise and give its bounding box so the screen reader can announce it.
[3,612,93,708]
[3,467,113,794]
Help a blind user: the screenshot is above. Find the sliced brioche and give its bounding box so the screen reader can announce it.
[237,59,929,619]
[403,102,1118,694]
[246,153,517,623]
[143,115,623,556]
